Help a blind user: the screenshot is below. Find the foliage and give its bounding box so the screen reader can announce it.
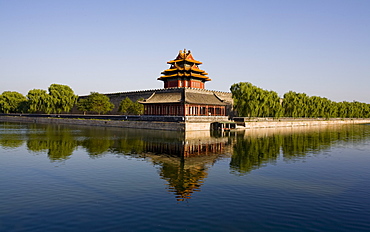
[283,91,370,118]
[77,98,90,115]
[27,89,52,113]
[48,84,78,113]
[118,97,144,115]
[230,82,283,118]
[231,82,370,119]
[0,91,28,113]
[283,91,309,117]
[78,92,114,115]
[26,84,77,114]
[118,97,132,114]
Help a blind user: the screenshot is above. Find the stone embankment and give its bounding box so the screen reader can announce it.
[0,116,185,131]
[0,115,370,131]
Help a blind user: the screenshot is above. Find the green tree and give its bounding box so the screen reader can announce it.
[283,91,310,117]
[0,91,28,113]
[232,82,370,119]
[230,82,282,118]
[264,91,284,118]
[119,97,133,114]
[84,92,114,115]
[308,96,322,118]
[130,99,144,115]
[48,84,78,113]
[337,102,348,118]
[77,98,90,115]
[136,102,144,115]
[27,89,52,113]
[323,99,337,119]
[119,97,144,115]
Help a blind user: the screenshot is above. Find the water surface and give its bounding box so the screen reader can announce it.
[1,122,370,231]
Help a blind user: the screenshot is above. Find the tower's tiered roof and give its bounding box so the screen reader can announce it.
[158,49,211,82]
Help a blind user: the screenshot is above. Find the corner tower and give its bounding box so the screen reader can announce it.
[158,49,211,89]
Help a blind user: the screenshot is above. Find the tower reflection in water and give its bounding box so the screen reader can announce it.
[142,130,232,201]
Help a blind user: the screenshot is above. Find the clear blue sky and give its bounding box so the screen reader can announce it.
[1,0,369,102]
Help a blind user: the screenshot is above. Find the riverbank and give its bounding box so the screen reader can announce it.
[0,116,185,131]
[0,115,370,131]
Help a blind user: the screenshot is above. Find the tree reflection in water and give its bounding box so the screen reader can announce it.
[230,125,370,175]
[80,127,115,157]
[0,122,26,148]
[1,122,370,201]
[231,132,281,175]
[26,124,78,161]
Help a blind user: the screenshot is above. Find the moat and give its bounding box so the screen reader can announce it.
[1,122,370,231]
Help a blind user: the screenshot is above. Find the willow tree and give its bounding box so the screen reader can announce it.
[337,102,348,118]
[306,96,336,118]
[27,89,52,113]
[231,82,370,119]
[0,91,28,113]
[48,84,78,113]
[230,82,282,118]
[282,91,310,117]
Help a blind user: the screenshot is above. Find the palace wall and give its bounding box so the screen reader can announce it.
[105,89,157,113]
[72,89,157,114]
[72,88,234,116]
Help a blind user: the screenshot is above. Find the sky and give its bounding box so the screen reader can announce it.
[1,0,369,103]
